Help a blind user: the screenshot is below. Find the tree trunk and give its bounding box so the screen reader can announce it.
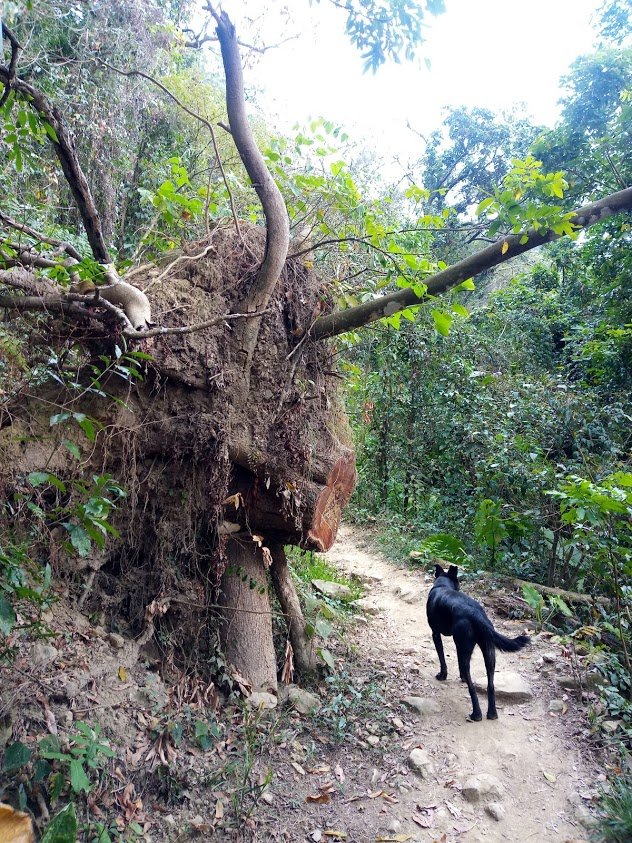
[226,450,356,552]
[269,543,316,677]
[219,539,278,693]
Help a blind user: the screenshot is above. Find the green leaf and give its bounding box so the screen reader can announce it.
[3,741,32,772]
[63,440,81,460]
[476,197,495,215]
[69,759,90,793]
[42,122,59,144]
[50,412,71,427]
[28,471,52,487]
[0,593,16,635]
[314,617,333,639]
[451,303,469,318]
[318,647,336,672]
[64,524,92,558]
[431,309,452,336]
[41,803,78,843]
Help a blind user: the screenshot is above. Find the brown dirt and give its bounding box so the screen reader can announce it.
[0,524,603,842]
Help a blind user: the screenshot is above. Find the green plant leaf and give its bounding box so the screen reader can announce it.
[0,594,16,635]
[2,741,32,772]
[318,647,336,672]
[69,759,90,793]
[40,803,78,843]
[431,309,452,336]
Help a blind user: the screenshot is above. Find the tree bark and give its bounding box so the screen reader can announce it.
[269,543,316,677]
[226,450,356,552]
[214,12,290,390]
[219,539,278,692]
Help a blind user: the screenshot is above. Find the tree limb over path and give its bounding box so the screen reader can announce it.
[311,186,632,340]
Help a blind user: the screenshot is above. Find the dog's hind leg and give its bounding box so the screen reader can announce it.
[432,631,448,680]
[482,643,498,720]
[453,624,482,721]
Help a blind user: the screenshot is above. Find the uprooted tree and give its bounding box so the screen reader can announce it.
[1,6,631,693]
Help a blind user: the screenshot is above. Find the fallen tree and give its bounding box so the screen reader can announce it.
[1,12,631,694]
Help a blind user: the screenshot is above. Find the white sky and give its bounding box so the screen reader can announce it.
[205,0,602,167]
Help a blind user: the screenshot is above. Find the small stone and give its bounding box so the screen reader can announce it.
[542,651,557,663]
[352,597,380,615]
[402,696,441,716]
[485,802,505,822]
[602,720,620,734]
[366,735,380,747]
[165,815,176,827]
[461,773,504,803]
[310,830,323,842]
[386,818,402,833]
[408,748,435,779]
[391,717,405,731]
[107,632,125,650]
[408,551,424,560]
[246,691,277,710]
[556,673,602,690]
[287,686,321,715]
[260,789,274,805]
[31,642,59,665]
[548,699,565,713]
[311,579,352,599]
[473,671,532,702]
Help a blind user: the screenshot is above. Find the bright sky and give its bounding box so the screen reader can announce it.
[207,0,603,167]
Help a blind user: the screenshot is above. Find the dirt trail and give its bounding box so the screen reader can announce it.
[299,524,597,843]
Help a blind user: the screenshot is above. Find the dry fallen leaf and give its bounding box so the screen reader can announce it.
[281,639,294,685]
[375,836,413,842]
[543,771,557,783]
[306,783,335,804]
[290,761,306,776]
[118,665,127,681]
[190,815,213,833]
[214,799,224,821]
[323,832,347,839]
[222,493,243,510]
[0,803,34,843]
[334,764,345,783]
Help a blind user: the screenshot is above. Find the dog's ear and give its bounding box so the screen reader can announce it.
[447,565,459,580]
[434,564,445,578]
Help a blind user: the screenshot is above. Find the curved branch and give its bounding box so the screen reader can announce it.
[311,186,632,340]
[213,11,290,376]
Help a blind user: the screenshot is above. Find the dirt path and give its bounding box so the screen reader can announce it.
[279,524,597,843]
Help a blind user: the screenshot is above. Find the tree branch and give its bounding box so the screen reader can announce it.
[212,10,290,380]
[311,186,632,340]
[0,22,22,107]
[0,68,110,264]
[0,211,83,261]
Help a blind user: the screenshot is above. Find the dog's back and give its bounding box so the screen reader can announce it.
[426,578,495,645]
[426,564,529,721]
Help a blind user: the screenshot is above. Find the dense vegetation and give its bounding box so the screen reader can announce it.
[0,1,631,839]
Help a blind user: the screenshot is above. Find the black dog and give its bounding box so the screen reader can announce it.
[426,564,530,721]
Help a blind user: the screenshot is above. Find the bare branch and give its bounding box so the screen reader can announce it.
[0,22,22,107]
[311,186,632,340]
[0,211,83,261]
[0,68,110,263]
[97,59,242,238]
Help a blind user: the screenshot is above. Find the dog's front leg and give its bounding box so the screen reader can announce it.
[432,631,448,680]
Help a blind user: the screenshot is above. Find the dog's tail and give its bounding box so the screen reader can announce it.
[493,631,530,652]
